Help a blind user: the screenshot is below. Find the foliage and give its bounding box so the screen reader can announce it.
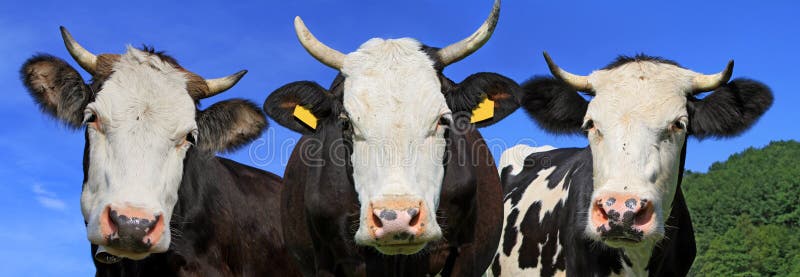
[683,140,800,276]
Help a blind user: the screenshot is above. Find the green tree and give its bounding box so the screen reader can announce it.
[683,140,800,275]
[696,216,799,276]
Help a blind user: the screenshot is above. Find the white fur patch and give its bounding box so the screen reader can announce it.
[81,46,196,257]
[498,144,556,175]
[342,38,447,245]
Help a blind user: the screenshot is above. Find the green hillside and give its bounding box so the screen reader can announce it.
[683,140,800,276]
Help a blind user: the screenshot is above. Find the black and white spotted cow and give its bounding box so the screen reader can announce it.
[491,53,773,276]
[21,27,300,275]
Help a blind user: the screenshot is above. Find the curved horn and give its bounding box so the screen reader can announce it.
[437,0,501,66]
[543,52,592,92]
[294,16,346,70]
[60,26,98,74]
[692,60,734,93]
[202,70,248,98]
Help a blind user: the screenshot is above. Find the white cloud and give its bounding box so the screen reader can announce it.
[36,196,67,211]
[31,184,67,211]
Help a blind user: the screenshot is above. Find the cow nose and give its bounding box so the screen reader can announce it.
[367,201,426,242]
[99,205,164,252]
[591,194,655,239]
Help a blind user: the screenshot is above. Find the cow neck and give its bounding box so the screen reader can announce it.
[172,148,214,231]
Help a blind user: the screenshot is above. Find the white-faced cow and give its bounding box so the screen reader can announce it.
[263,0,521,275]
[20,27,300,276]
[491,53,773,276]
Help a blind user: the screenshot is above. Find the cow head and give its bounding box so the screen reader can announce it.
[521,53,772,248]
[20,27,267,261]
[265,0,520,255]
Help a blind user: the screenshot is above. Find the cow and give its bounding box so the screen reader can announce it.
[491,53,773,276]
[20,27,301,276]
[262,0,522,275]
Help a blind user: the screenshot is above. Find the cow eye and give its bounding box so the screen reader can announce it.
[672,119,687,131]
[338,113,351,130]
[83,111,97,124]
[185,130,198,146]
[438,115,452,126]
[581,119,595,132]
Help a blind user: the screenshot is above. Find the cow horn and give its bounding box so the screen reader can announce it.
[294,16,346,70]
[543,52,592,92]
[60,26,98,75]
[692,60,734,93]
[437,0,501,66]
[201,70,248,98]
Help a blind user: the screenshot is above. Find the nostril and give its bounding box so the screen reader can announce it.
[109,208,120,226]
[408,208,420,227]
[634,200,654,226]
[105,207,118,233]
[145,215,161,235]
[371,210,383,228]
[594,200,608,221]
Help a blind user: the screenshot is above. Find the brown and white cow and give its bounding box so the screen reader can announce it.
[21,27,300,275]
[263,0,522,275]
[491,53,773,276]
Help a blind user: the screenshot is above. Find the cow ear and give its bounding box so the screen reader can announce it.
[520,76,588,135]
[263,81,333,134]
[20,54,93,128]
[687,78,773,139]
[196,99,267,153]
[445,72,522,127]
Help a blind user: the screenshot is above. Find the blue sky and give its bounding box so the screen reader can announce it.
[1,0,797,275]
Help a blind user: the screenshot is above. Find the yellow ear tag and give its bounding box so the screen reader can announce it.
[293,105,318,130]
[470,96,495,123]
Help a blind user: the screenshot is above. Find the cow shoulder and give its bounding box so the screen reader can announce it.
[499,144,556,176]
[495,146,584,277]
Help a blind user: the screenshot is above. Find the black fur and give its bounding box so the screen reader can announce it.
[445,72,523,127]
[602,54,682,70]
[520,76,588,135]
[688,78,773,139]
[20,54,93,128]
[139,45,181,67]
[263,81,334,134]
[196,99,268,153]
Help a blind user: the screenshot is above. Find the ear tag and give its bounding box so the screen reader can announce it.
[470,96,495,123]
[293,105,318,130]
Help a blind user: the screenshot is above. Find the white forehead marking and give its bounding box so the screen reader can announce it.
[341,38,448,136]
[587,61,694,126]
[93,46,196,134]
[343,38,449,246]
